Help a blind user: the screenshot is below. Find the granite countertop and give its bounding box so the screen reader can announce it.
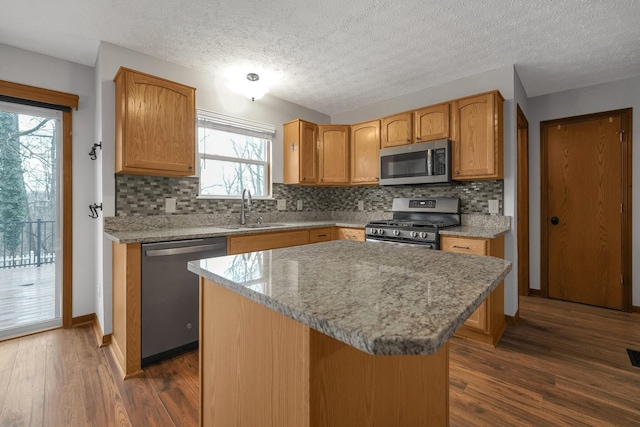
[439,226,508,239]
[187,240,512,356]
[104,221,367,244]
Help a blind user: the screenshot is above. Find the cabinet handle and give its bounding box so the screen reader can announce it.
[290,142,295,151]
[455,170,460,175]
[302,177,306,181]
[188,165,193,169]
[317,234,328,237]
[406,138,411,143]
[416,136,421,141]
[452,245,471,250]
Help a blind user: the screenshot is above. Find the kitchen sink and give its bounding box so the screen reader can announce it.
[221,223,286,230]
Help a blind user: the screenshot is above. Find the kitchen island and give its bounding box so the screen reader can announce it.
[188,240,511,426]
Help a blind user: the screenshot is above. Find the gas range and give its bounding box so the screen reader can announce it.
[365,197,461,249]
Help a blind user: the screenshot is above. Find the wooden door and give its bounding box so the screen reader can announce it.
[414,103,450,142]
[381,112,412,148]
[318,125,349,184]
[544,116,623,309]
[517,106,529,296]
[350,120,380,184]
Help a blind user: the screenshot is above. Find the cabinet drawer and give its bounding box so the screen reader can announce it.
[441,236,487,256]
[309,227,333,243]
[335,227,365,242]
[228,230,309,255]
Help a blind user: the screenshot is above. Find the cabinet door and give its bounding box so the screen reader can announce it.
[441,235,489,332]
[118,69,196,175]
[299,120,319,183]
[414,103,450,142]
[283,120,318,184]
[335,227,365,242]
[452,91,503,180]
[350,120,380,184]
[227,230,309,255]
[318,125,350,184]
[381,112,412,148]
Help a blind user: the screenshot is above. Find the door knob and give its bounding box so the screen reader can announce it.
[550,216,559,225]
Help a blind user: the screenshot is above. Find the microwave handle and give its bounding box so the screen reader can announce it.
[426,148,433,176]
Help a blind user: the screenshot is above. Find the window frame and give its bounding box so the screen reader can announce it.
[196,110,274,200]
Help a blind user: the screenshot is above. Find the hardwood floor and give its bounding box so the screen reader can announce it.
[0,296,638,426]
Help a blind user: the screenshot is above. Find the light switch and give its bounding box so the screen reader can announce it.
[296,200,303,211]
[488,199,499,214]
[277,199,287,210]
[358,200,364,211]
[165,197,177,213]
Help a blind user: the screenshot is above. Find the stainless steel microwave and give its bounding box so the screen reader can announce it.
[379,139,453,185]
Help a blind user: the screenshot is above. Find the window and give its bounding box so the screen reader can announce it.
[197,111,274,197]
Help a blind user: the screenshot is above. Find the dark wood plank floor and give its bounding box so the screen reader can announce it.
[0,296,638,426]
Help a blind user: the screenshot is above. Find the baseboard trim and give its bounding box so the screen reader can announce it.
[505,310,520,325]
[71,313,95,326]
[632,306,640,313]
[528,289,541,296]
[90,314,112,348]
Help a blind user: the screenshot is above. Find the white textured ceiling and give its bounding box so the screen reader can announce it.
[2,0,640,115]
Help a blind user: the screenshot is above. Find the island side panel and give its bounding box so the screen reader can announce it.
[199,278,310,427]
[309,330,449,426]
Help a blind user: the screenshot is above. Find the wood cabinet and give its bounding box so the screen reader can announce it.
[414,103,450,143]
[442,234,506,346]
[381,112,412,148]
[334,227,366,242]
[227,229,309,255]
[283,119,318,184]
[451,91,504,180]
[318,125,350,184]
[114,67,196,177]
[350,120,380,184]
[309,227,333,243]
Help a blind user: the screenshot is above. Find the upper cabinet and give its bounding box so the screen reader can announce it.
[414,103,450,143]
[350,120,380,184]
[318,125,350,184]
[283,119,318,184]
[451,91,504,180]
[381,112,412,148]
[114,67,196,176]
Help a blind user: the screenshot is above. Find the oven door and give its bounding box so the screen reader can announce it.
[366,238,437,250]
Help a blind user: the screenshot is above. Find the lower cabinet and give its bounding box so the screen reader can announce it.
[441,235,506,346]
[334,227,366,242]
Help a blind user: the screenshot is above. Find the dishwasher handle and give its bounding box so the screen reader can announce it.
[145,243,226,257]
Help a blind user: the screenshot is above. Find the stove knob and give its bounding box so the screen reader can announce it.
[369,228,376,235]
[393,230,401,236]
[410,231,417,238]
[377,228,385,235]
[420,232,428,238]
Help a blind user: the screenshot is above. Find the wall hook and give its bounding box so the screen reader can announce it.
[89,203,103,219]
[89,142,102,160]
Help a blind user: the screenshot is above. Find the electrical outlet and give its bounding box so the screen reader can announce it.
[277,199,287,210]
[97,281,101,294]
[488,199,500,214]
[358,200,364,211]
[165,197,177,213]
[296,200,303,211]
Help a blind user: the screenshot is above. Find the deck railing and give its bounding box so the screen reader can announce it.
[0,220,55,269]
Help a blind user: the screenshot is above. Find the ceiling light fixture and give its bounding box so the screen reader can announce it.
[243,73,269,101]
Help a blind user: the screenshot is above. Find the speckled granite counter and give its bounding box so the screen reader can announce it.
[105,221,367,244]
[187,240,512,355]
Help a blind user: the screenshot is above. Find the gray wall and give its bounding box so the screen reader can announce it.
[331,65,519,316]
[528,75,640,306]
[0,43,96,318]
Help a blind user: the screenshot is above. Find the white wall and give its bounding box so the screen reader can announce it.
[331,65,519,316]
[95,42,330,334]
[528,75,640,306]
[0,43,96,317]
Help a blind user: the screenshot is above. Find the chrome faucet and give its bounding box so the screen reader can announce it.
[240,189,252,225]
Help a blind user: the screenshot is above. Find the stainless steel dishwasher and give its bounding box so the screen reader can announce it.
[141,237,227,365]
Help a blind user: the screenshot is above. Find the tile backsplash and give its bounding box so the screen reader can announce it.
[115,174,503,217]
